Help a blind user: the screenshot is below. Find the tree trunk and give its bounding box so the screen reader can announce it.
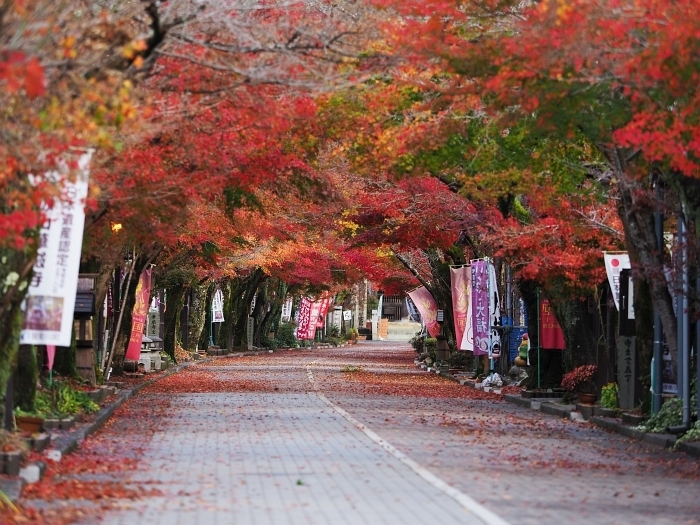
[634,277,654,413]
[13,345,38,413]
[231,269,266,348]
[551,297,598,371]
[216,279,233,349]
[188,283,209,351]
[612,165,677,369]
[163,283,186,362]
[0,247,35,426]
[0,302,22,427]
[54,330,78,378]
[259,279,287,347]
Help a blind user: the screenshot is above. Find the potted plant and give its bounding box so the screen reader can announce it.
[561,365,598,403]
[14,409,44,433]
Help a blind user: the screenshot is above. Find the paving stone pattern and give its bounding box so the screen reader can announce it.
[100,391,482,525]
[86,343,700,525]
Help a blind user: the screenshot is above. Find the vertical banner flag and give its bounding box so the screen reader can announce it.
[295,297,313,339]
[488,262,501,356]
[21,152,93,346]
[212,289,225,323]
[281,297,293,323]
[450,266,472,351]
[539,298,565,350]
[306,298,323,337]
[407,287,440,337]
[125,268,152,360]
[316,292,333,329]
[46,345,56,372]
[471,260,489,355]
[603,252,631,310]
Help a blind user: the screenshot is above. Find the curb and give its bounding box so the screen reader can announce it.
[5,358,204,500]
[676,441,700,458]
[414,361,700,457]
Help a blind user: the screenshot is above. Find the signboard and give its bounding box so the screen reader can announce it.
[147,310,159,337]
[21,152,92,346]
[212,289,225,323]
[332,309,342,331]
[619,269,635,337]
[343,310,352,321]
[281,297,293,323]
[618,336,636,409]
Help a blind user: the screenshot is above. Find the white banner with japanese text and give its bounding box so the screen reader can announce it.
[21,152,92,347]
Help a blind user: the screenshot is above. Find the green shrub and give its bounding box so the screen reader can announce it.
[276,322,298,348]
[424,338,437,362]
[676,420,700,447]
[409,333,424,353]
[34,382,100,418]
[448,351,470,369]
[600,382,618,409]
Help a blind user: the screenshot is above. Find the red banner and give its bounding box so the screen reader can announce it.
[450,266,471,351]
[295,297,313,340]
[540,299,565,350]
[125,268,152,361]
[408,287,440,337]
[316,293,333,329]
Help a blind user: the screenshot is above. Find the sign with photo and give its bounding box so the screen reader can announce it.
[21,152,92,347]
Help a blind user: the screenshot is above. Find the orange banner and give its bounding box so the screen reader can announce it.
[125,268,152,361]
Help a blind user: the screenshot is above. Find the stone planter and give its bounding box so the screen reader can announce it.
[593,406,617,418]
[87,389,102,402]
[43,418,60,430]
[32,433,51,452]
[3,451,21,476]
[60,417,75,430]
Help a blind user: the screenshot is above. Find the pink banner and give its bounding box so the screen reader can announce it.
[471,260,489,355]
[407,287,440,337]
[295,297,313,340]
[46,345,56,372]
[125,268,152,361]
[450,266,472,352]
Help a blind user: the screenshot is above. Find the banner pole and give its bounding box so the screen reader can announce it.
[537,288,541,390]
[209,300,214,347]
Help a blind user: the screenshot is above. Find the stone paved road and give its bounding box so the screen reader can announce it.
[24,341,700,525]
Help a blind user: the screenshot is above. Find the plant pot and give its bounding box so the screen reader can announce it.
[15,415,44,433]
[577,392,597,404]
